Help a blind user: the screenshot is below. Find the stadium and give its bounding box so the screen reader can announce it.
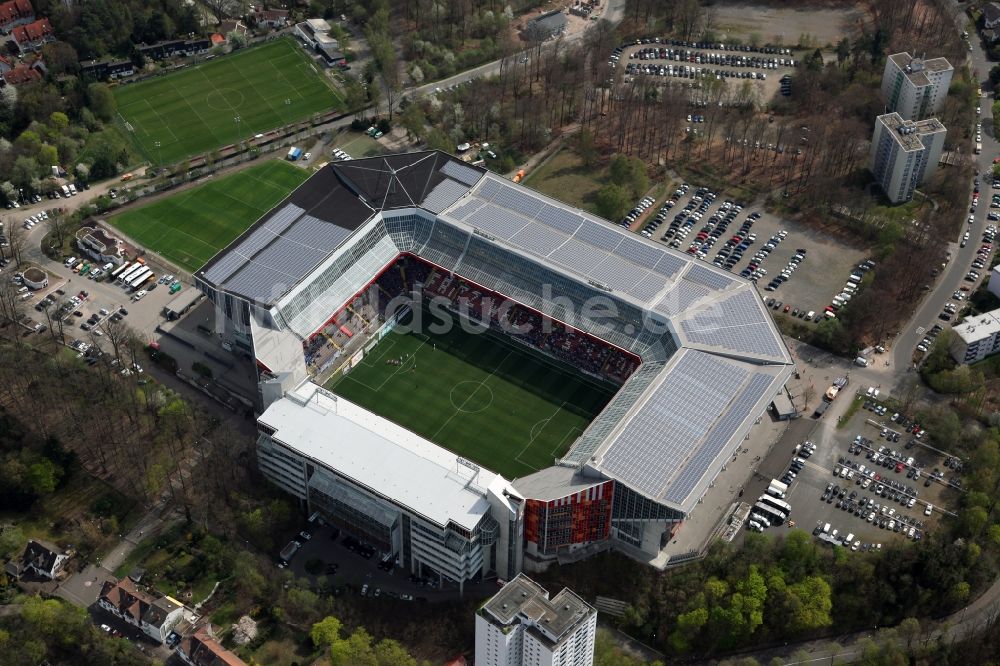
[195,151,794,589]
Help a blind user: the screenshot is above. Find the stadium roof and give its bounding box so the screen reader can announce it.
[258,381,508,532]
[201,150,794,515]
[198,151,484,305]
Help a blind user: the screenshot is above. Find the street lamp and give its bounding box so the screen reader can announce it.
[153,141,161,170]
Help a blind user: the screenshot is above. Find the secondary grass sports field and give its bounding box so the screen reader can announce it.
[114,39,342,165]
[326,315,616,479]
[110,160,307,272]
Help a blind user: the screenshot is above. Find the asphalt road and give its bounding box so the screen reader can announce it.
[891,10,994,373]
[412,0,628,96]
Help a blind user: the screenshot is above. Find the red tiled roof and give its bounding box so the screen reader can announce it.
[2,63,41,85]
[12,17,51,44]
[179,626,247,666]
[99,577,155,623]
[210,33,225,45]
[0,0,33,25]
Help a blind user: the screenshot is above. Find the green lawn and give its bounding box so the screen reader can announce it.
[110,160,308,272]
[115,39,342,165]
[522,148,609,215]
[325,313,615,479]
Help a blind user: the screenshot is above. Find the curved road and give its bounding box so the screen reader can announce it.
[891,8,995,375]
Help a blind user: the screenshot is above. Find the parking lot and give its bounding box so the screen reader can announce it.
[611,39,799,100]
[640,182,867,317]
[748,384,964,550]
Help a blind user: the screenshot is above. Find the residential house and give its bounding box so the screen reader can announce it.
[1,61,42,86]
[0,0,34,35]
[138,38,211,61]
[97,577,185,644]
[4,539,69,579]
[985,2,1000,30]
[252,8,289,29]
[80,58,135,81]
[177,625,247,666]
[219,19,248,40]
[11,17,52,53]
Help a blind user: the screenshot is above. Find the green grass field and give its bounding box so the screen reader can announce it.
[110,160,307,272]
[115,39,342,165]
[325,316,616,479]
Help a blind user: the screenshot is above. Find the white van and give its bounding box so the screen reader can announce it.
[843,532,855,545]
[64,257,76,267]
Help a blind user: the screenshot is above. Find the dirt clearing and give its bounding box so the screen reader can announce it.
[711,2,868,47]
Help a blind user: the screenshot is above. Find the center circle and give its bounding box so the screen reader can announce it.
[449,381,494,414]
[206,88,245,112]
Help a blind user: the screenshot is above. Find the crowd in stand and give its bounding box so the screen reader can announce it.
[301,255,640,385]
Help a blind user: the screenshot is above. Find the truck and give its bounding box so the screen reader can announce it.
[767,479,789,499]
[287,147,303,161]
[976,142,983,155]
[824,377,848,401]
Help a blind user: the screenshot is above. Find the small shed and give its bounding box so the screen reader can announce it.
[772,390,797,420]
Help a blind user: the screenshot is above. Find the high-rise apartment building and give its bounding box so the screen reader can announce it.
[881,52,953,120]
[475,574,597,666]
[869,112,946,204]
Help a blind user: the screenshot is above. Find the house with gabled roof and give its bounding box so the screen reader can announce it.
[97,577,184,643]
[4,539,68,580]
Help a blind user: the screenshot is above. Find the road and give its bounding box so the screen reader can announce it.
[891,9,993,375]
[412,0,628,96]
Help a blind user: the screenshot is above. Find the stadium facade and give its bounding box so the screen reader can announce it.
[196,151,794,583]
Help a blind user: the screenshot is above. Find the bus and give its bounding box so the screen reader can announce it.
[759,495,792,517]
[752,502,787,526]
[110,262,132,280]
[118,264,146,285]
[132,272,156,291]
[127,267,152,290]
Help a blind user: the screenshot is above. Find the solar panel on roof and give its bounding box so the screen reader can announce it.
[590,255,647,292]
[509,221,569,257]
[467,203,530,239]
[662,372,774,505]
[629,272,667,302]
[680,288,784,359]
[447,198,485,220]
[548,238,608,273]
[599,352,750,499]
[535,204,583,234]
[614,237,662,269]
[492,184,543,218]
[652,281,710,317]
[574,220,623,251]
[653,252,686,278]
[422,178,471,214]
[684,264,735,291]
[475,178,505,201]
[439,160,482,186]
[202,204,304,284]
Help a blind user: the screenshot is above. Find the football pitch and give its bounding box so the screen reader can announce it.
[110,160,307,272]
[325,317,617,479]
[114,39,342,165]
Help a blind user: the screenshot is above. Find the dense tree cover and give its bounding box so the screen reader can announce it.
[38,0,200,60]
[310,615,431,666]
[0,595,150,666]
[0,77,132,202]
[0,411,76,512]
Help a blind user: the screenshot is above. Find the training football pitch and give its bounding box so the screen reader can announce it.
[114,39,342,165]
[110,160,307,272]
[325,317,617,479]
